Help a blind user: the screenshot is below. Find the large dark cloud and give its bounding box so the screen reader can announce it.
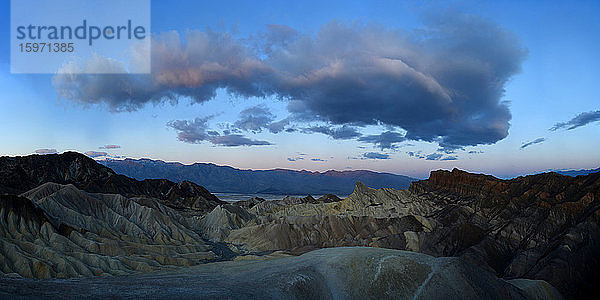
[167,116,272,147]
[53,13,526,149]
[267,16,525,149]
[520,138,545,149]
[358,131,406,149]
[550,110,600,131]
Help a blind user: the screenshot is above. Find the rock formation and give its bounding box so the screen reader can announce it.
[221,169,599,298]
[0,152,225,212]
[0,183,228,278]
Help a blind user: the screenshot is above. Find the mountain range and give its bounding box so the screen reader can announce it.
[98,158,417,195]
[554,167,600,177]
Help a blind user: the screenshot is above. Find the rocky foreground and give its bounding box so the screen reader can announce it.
[0,247,561,299]
[1,152,599,298]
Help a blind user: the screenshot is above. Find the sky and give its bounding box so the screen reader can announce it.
[0,0,599,179]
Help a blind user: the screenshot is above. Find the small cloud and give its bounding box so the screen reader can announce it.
[34,148,58,155]
[362,152,390,160]
[311,158,327,162]
[550,110,600,131]
[303,125,361,140]
[84,151,108,158]
[520,138,546,149]
[424,153,457,161]
[287,156,304,162]
[468,150,484,154]
[440,156,458,161]
[168,116,272,147]
[100,144,121,149]
[210,135,272,147]
[358,131,406,150]
[232,104,294,134]
[439,148,457,154]
[426,153,443,161]
[234,104,276,133]
[407,151,425,159]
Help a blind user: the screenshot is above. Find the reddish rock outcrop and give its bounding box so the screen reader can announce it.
[410,168,600,298]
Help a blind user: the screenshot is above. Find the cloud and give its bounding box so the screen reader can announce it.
[210,135,272,147]
[407,151,426,159]
[520,138,546,149]
[440,156,458,161]
[53,31,273,112]
[550,110,600,131]
[303,125,361,140]
[53,13,526,150]
[100,144,121,149]
[230,104,294,134]
[424,153,457,161]
[358,131,406,149]
[468,150,483,154]
[167,116,272,147]
[311,158,327,162]
[34,148,58,155]
[234,104,275,133]
[262,24,299,53]
[270,16,525,150]
[362,152,390,160]
[267,118,292,133]
[287,154,305,162]
[426,153,443,161]
[84,151,108,158]
[167,116,215,143]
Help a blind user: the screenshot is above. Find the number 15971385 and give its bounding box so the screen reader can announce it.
[19,43,74,53]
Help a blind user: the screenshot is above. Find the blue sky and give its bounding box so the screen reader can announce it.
[1,0,599,179]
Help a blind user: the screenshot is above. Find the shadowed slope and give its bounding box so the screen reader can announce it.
[0,184,228,279]
[0,152,225,212]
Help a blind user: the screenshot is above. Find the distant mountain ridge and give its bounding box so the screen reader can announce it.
[99,158,417,195]
[553,167,600,177]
